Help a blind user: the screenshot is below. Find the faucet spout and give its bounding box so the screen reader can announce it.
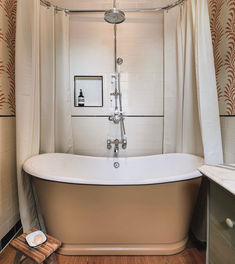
[114,139,119,157]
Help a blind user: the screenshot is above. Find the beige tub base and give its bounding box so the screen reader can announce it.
[58,238,188,255]
[34,178,201,256]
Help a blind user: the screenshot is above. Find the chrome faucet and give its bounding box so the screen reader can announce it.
[106,138,127,157]
[114,139,119,156]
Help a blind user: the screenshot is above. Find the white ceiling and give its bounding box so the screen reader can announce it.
[49,0,176,10]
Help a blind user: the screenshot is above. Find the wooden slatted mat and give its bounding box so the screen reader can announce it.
[10,228,61,264]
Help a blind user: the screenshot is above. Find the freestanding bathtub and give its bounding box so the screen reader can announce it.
[23,153,204,256]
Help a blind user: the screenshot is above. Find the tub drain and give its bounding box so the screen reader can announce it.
[114,162,120,169]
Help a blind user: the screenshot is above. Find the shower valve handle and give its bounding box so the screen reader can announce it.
[107,139,112,150]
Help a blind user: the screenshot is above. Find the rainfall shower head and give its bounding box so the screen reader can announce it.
[104,8,125,24]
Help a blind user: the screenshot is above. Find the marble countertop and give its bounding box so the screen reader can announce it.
[199,165,235,196]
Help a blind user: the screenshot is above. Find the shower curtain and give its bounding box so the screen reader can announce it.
[164,0,223,163]
[164,0,223,241]
[16,0,73,231]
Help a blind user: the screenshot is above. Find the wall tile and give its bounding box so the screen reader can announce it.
[72,117,111,157]
[0,0,18,240]
[70,13,113,116]
[69,9,164,157]
[0,117,18,239]
[72,117,163,157]
[124,117,163,156]
[220,117,235,164]
[118,12,163,115]
[69,11,163,116]
[0,118,16,153]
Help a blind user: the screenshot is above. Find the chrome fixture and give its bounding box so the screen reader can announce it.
[114,139,119,156]
[109,109,124,124]
[107,139,112,150]
[113,162,120,169]
[105,2,127,157]
[108,56,127,156]
[40,0,185,14]
[122,138,127,149]
[107,138,127,156]
[104,9,125,24]
[117,57,123,65]
[104,0,126,25]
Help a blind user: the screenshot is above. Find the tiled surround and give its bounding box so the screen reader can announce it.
[0,0,19,241]
[208,0,235,163]
[0,118,19,240]
[70,13,113,116]
[72,117,163,157]
[70,11,164,156]
[220,117,235,164]
[118,12,163,115]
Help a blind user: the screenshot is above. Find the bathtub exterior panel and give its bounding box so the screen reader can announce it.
[33,177,201,255]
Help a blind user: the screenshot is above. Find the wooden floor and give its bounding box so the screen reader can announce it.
[0,246,205,264]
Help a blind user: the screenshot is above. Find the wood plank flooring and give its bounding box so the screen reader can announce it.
[0,246,205,264]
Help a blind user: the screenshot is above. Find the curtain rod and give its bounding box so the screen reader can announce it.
[40,0,185,14]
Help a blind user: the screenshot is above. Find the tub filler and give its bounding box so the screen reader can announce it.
[23,153,204,256]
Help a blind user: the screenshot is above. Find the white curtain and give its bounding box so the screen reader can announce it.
[16,1,73,231]
[40,6,73,153]
[164,0,223,165]
[163,0,223,242]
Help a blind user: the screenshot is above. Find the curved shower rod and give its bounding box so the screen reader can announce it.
[40,0,185,13]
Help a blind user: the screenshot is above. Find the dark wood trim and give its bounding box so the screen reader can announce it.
[0,115,16,117]
[220,115,235,117]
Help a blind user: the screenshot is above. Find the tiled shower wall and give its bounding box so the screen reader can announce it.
[208,0,235,163]
[0,0,19,240]
[67,0,235,161]
[70,12,164,157]
[52,1,166,157]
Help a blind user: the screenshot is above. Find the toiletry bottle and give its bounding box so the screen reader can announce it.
[78,89,85,107]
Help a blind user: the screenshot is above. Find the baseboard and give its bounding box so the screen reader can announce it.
[0,220,22,252]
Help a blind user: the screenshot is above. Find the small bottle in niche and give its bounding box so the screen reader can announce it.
[78,89,85,107]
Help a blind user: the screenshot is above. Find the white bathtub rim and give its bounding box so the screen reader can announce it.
[24,152,203,161]
[28,173,202,186]
[23,153,203,186]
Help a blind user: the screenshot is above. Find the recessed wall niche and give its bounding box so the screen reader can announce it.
[74,76,103,107]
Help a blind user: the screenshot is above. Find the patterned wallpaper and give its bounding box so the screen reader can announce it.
[209,0,235,115]
[0,0,17,116]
